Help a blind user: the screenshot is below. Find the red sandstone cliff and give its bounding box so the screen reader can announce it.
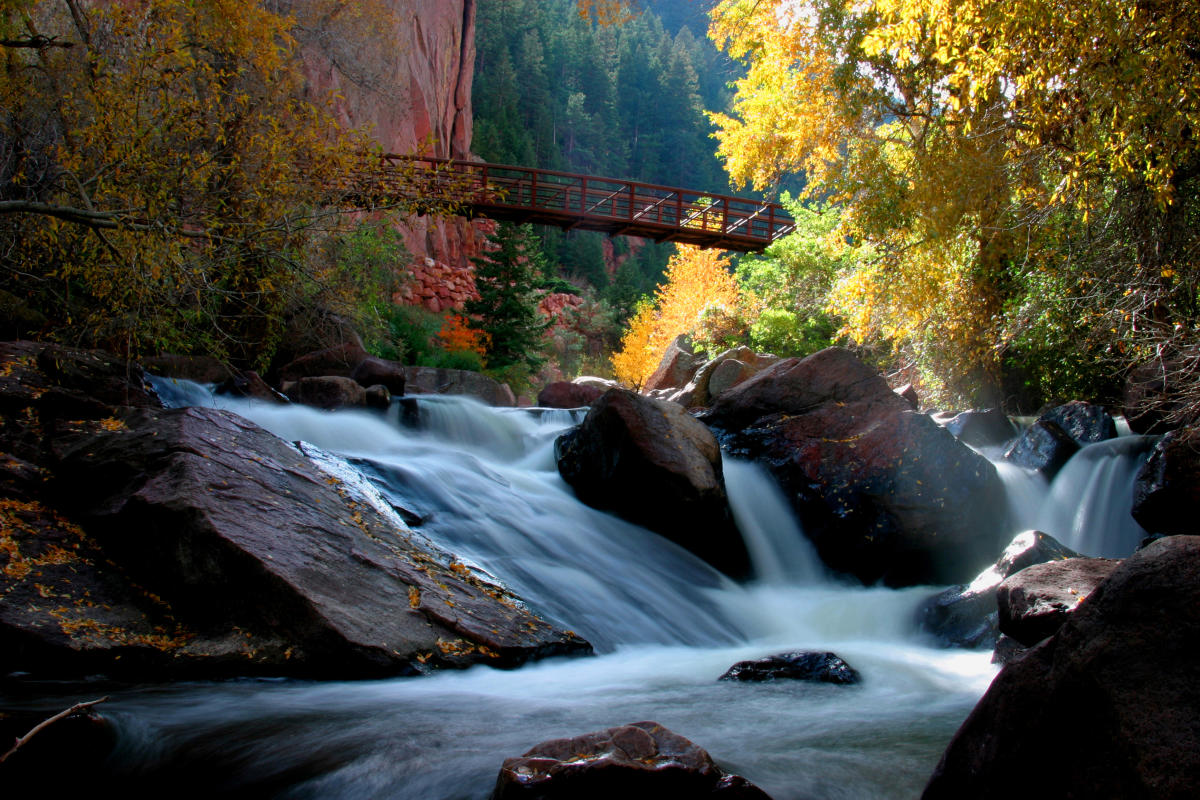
[287,0,485,298]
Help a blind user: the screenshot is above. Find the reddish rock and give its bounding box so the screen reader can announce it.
[537,381,603,409]
[555,389,748,576]
[997,557,1121,646]
[491,721,772,800]
[895,383,919,410]
[707,358,757,400]
[924,536,1200,799]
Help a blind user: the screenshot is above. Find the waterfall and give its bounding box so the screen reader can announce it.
[42,379,1000,800]
[991,433,1156,558]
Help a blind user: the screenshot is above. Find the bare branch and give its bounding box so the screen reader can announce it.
[0,697,109,765]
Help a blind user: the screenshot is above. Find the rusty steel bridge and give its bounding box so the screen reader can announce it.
[366,156,794,253]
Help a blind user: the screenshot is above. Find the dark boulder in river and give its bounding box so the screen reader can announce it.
[0,341,590,679]
[556,388,749,576]
[704,347,1007,586]
[1132,428,1200,536]
[923,536,1200,799]
[491,720,773,799]
[719,651,861,685]
[1003,419,1079,477]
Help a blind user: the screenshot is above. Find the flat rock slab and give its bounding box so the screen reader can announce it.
[491,721,772,799]
[37,406,589,678]
[719,651,861,684]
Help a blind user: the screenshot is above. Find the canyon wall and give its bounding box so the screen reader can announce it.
[291,0,485,301]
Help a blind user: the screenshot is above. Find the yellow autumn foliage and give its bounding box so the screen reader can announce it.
[611,245,742,388]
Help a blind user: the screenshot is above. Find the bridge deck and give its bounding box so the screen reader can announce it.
[370,156,794,253]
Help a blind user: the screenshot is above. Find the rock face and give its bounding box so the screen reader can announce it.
[706,348,1007,586]
[537,381,603,409]
[491,721,773,800]
[277,341,369,383]
[917,530,1080,649]
[670,346,780,408]
[997,557,1121,646]
[287,375,368,409]
[351,355,407,396]
[1040,400,1118,445]
[0,342,590,679]
[923,536,1200,799]
[294,0,485,273]
[719,651,861,685]
[556,389,748,576]
[1132,428,1200,536]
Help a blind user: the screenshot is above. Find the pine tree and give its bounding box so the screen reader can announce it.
[466,223,552,376]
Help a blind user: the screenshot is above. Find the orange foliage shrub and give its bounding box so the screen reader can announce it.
[611,245,743,388]
[436,314,490,360]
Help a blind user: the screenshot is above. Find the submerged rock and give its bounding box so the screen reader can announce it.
[917,530,1080,649]
[556,388,748,576]
[719,651,861,685]
[491,720,772,799]
[924,536,1200,799]
[997,557,1120,646]
[705,347,1007,587]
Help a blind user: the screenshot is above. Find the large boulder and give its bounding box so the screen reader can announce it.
[285,375,367,409]
[670,346,779,408]
[140,353,233,384]
[706,348,1007,586]
[1132,428,1200,536]
[923,536,1200,799]
[403,365,516,407]
[997,557,1121,647]
[537,381,603,409]
[917,530,1080,649]
[1039,400,1118,446]
[556,388,748,576]
[0,405,591,679]
[350,355,407,396]
[490,721,772,800]
[643,334,703,394]
[276,341,368,384]
[719,651,861,684]
[1003,419,1079,477]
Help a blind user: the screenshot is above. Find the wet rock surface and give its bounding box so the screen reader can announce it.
[1004,419,1079,477]
[924,536,1200,799]
[706,348,1007,586]
[556,388,748,576]
[719,651,861,685]
[997,557,1120,646]
[1132,428,1200,536]
[491,721,773,799]
[1039,400,1118,445]
[918,530,1080,649]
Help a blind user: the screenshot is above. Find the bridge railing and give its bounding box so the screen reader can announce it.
[378,155,794,251]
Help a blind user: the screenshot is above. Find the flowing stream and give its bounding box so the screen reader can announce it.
[7,386,1014,798]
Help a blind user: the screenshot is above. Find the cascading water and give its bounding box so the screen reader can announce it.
[991,434,1156,558]
[6,382,999,799]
